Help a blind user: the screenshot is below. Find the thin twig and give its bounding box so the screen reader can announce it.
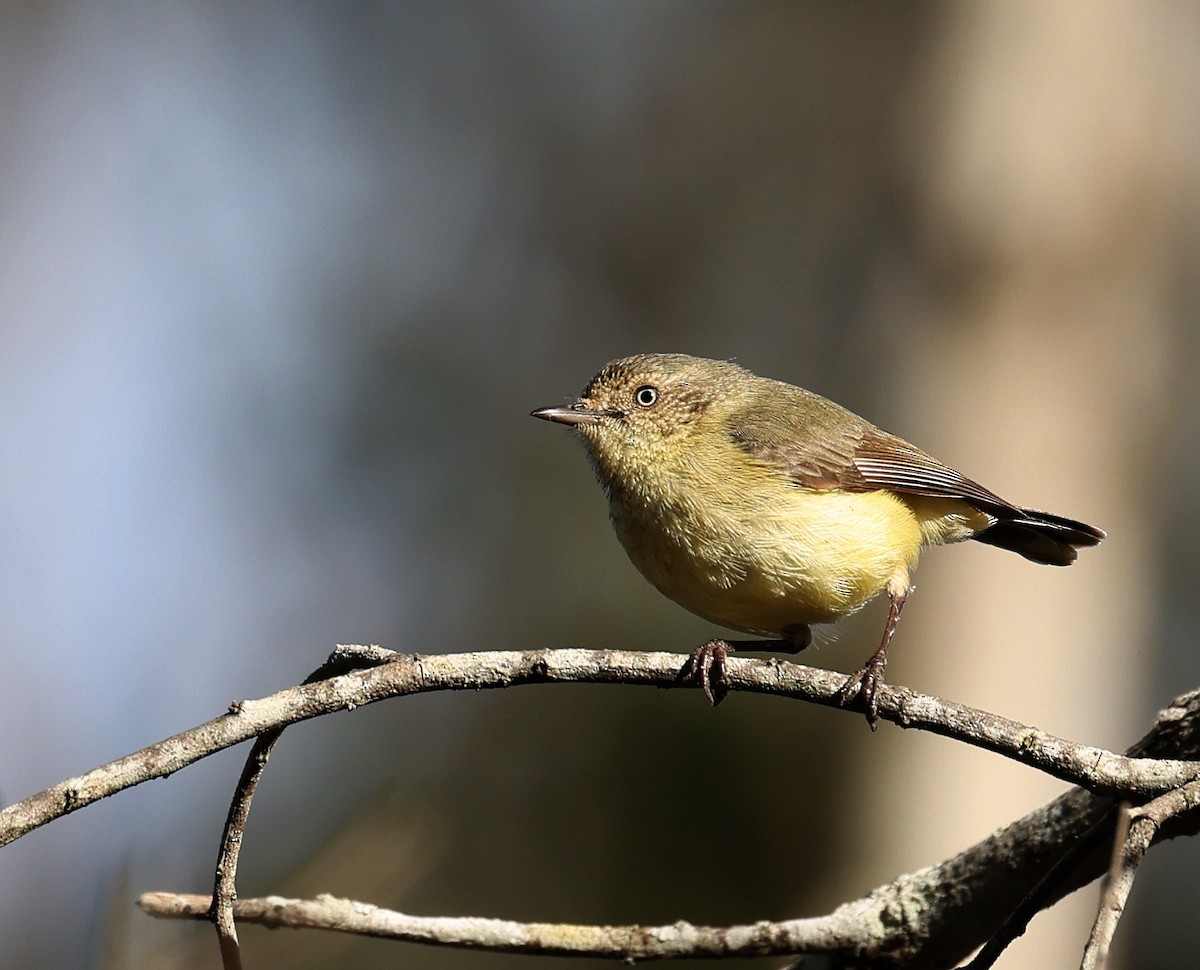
[961,690,1200,970]
[139,892,873,959]
[2,650,1198,852]
[1079,804,1138,970]
[1079,777,1200,969]
[121,661,1198,967]
[955,806,1113,969]
[139,730,1200,968]
[959,804,1120,970]
[207,645,395,970]
[140,681,1200,969]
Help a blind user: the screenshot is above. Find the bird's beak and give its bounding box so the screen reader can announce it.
[530,403,608,426]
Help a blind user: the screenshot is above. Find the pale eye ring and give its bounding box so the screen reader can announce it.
[633,385,659,408]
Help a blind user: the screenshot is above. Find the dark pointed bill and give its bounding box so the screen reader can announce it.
[531,404,607,425]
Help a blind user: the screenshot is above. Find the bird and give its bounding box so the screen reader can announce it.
[531,353,1104,726]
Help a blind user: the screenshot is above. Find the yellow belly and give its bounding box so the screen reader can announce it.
[610,486,925,638]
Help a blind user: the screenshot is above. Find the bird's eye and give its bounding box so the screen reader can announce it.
[633,385,659,408]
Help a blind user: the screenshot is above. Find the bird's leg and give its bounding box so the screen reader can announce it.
[685,624,812,706]
[836,586,912,729]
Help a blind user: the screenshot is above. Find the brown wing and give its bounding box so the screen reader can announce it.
[850,429,1019,516]
[731,424,869,491]
[727,386,1018,515]
[850,434,1103,553]
[847,435,1104,555]
[728,392,1104,563]
[726,383,875,490]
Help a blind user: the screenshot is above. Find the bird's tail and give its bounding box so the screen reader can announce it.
[973,508,1106,566]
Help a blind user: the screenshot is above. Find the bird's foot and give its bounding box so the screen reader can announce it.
[834,656,888,730]
[683,639,730,706]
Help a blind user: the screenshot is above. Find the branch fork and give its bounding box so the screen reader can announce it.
[2,646,1197,967]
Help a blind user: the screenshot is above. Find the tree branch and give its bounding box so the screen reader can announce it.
[3,648,1198,851]
[133,745,1199,969]
[137,891,873,959]
[206,645,397,970]
[1079,777,1200,969]
[0,645,1193,966]
[129,661,1200,968]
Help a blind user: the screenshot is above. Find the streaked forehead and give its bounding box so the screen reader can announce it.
[582,354,747,396]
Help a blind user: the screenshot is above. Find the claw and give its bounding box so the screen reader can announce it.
[835,657,888,730]
[685,639,730,706]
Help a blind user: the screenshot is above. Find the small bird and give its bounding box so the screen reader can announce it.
[532,354,1104,726]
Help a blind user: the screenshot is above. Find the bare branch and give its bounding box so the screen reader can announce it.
[1080,804,1139,970]
[128,759,1186,969]
[135,787,1194,968]
[960,807,1116,970]
[138,891,872,959]
[136,685,1200,968]
[207,645,395,970]
[3,649,1198,852]
[1080,777,1200,969]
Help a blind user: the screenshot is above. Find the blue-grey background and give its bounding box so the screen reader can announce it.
[0,4,1196,968]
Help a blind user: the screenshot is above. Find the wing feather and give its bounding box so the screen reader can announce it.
[725,385,1103,564]
[728,394,1018,515]
[850,431,1018,515]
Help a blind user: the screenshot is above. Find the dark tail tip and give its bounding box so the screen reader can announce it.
[973,508,1105,566]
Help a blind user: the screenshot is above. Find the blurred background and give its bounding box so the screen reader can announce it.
[0,3,1197,968]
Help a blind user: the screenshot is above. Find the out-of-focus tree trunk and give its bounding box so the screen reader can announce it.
[837,4,1190,966]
